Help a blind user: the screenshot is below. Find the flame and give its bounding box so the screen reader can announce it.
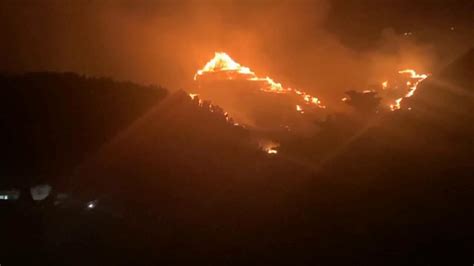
[382,81,388,90]
[194,52,254,80]
[266,148,278,154]
[296,105,304,114]
[189,92,236,124]
[189,93,199,100]
[259,140,279,155]
[195,52,325,110]
[189,93,204,106]
[389,69,429,111]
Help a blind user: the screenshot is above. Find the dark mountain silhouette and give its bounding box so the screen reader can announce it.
[267,49,474,264]
[308,49,474,264]
[0,72,167,186]
[71,90,314,255]
[1,49,474,265]
[405,48,474,131]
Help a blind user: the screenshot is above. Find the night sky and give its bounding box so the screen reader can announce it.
[0,0,472,103]
[1,2,474,264]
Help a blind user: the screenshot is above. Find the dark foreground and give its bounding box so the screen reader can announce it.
[1,50,473,265]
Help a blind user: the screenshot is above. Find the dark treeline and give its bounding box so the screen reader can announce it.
[0,72,167,186]
[1,50,474,265]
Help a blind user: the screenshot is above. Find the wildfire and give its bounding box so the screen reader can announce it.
[389,69,429,111]
[296,105,304,114]
[259,140,280,155]
[194,52,254,80]
[188,93,203,106]
[195,52,325,109]
[266,148,278,154]
[189,93,199,100]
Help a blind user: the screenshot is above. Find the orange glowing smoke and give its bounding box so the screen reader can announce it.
[195,52,325,112]
[389,69,429,111]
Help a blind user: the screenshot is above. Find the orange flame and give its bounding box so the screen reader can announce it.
[389,69,429,111]
[194,52,254,80]
[296,104,304,114]
[189,93,199,100]
[189,93,236,124]
[195,52,325,110]
[259,140,279,155]
[266,148,278,154]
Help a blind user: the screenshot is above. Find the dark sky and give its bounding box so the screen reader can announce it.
[0,0,472,103]
[327,0,473,49]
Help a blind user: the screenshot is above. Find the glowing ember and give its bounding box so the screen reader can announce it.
[258,140,280,155]
[296,105,304,114]
[389,69,429,111]
[266,148,278,154]
[195,52,325,110]
[189,93,199,100]
[382,81,388,89]
[194,52,254,80]
[188,93,203,106]
[188,93,236,124]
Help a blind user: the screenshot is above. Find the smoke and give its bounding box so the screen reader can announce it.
[0,0,465,107]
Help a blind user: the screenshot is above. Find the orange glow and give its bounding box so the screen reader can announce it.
[188,93,204,106]
[195,52,325,110]
[194,52,254,80]
[259,140,280,155]
[189,93,199,100]
[296,104,304,113]
[389,69,429,111]
[266,148,278,154]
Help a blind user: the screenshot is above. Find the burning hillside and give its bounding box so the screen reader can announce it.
[192,52,326,130]
[387,69,429,111]
[194,52,325,108]
[343,69,429,112]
